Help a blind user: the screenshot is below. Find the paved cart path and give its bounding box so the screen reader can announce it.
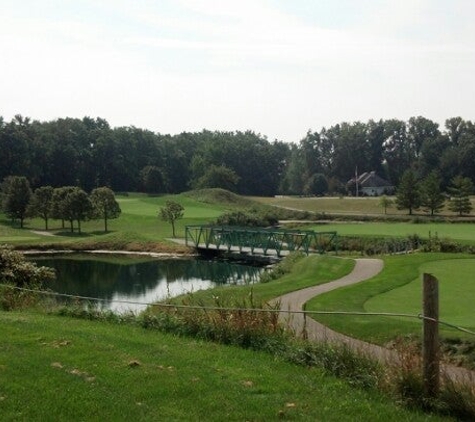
[272,258,475,384]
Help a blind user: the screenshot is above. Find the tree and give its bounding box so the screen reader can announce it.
[90,187,121,232]
[51,186,76,230]
[159,201,184,238]
[140,165,165,194]
[382,119,412,185]
[193,165,240,192]
[379,195,394,214]
[407,116,440,157]
[28,186,54,230]
[420,172,445,216]
[61,187,93,233]
[395,170,421,215]
[1,176,32,228]
[280,146,305,195]
[448,175,473,216]
[418,135,451,180]
[304,173,328,196]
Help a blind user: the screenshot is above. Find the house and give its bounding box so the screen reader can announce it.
[347,171,394,196]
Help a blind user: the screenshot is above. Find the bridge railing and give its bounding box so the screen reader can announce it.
[185,225,337,257]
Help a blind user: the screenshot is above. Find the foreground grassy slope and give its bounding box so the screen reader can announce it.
[0,311,449,421]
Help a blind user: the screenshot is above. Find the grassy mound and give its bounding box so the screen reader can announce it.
[184,188,257,208]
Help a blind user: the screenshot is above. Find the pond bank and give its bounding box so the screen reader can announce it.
[21,249,196,259]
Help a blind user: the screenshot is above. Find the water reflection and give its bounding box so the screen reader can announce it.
[34,255,263,313]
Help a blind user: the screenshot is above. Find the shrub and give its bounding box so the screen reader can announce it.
[0,245,56,310]
[335,236,416,255]
[216,210,278,227]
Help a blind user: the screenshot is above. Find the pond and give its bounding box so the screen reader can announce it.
[34,254,264,314]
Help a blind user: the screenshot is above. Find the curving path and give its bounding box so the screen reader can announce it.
[272,258,475,383]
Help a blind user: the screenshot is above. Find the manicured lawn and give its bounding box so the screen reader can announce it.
[0,192,227,247]
[172,255,355,306]
[0,311,447,421]
[308,222,475,243]
[0,224,44,242]
[365,258,475,328]
[254,195,395,214]
[253,195,475,217]
[306,253,475,344]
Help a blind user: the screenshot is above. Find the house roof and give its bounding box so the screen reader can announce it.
[348,171,392,188]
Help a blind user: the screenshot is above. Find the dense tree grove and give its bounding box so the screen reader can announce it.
[0,116,287,196]
[1,114,475,201]
[1,177,121,232]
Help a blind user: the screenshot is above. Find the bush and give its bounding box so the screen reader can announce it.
[0,245,56,310]
[335,236,417,255]
[216,210,278,227]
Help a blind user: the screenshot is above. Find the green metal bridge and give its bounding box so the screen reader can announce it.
[185,225,337,257]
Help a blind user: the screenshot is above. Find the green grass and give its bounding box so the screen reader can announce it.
[0,310,450,421]
[306,253,475,344]
[254,195,392,214]
[254,195,475,246]
[253,195,475,217]
[365,259,475,328]
[308,222,475,243]
[0,191,230,249]
[173,255,355,305]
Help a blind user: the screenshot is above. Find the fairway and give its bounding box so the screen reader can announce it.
[306,253,475,344]
[0,192,228,245]
[365,259,475,328]
[117,194,225,219]
[308,222,475,243]
[254,195,475,217]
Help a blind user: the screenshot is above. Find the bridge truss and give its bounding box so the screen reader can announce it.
[185,225,338,257]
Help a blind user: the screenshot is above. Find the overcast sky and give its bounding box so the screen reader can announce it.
[1,0,474,143]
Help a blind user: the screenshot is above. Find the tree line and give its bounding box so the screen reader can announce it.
[1,176,121,232]
[1,114,475,197]
[0,115,286,196]
[282,116,475,196]
[395,170,473,216]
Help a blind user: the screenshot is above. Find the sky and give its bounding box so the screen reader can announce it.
[1,0,474,143]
